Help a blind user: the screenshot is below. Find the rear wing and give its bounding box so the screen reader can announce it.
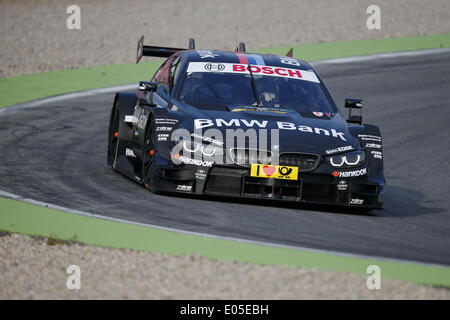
[136,36,294,63]
[136,35,195,63]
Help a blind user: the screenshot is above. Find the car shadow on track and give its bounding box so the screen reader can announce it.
[151,184,443,218]
[153,191,375,216]
[372,184,445,218]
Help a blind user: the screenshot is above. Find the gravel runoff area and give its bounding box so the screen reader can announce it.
[1,0,450,299]
[1,232,449,299]
[1,0,450,77]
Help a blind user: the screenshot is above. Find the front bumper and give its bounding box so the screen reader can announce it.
[151,164,384,209]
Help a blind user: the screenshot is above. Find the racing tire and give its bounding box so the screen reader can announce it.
[107,100,120,170]
[142,118,155,190]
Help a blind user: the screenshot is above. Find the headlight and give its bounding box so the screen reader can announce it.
[327,150,365,168]
[182,140,222,157]
[183,140,200,153]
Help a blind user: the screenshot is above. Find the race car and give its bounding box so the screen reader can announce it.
[107,36,385,209]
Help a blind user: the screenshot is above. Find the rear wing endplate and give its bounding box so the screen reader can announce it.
[136,35,190,63]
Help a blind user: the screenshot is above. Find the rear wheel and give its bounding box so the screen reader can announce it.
[107,102,120,169]
[142,119,155,189]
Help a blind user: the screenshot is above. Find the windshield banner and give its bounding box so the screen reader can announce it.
[186,62,320,83]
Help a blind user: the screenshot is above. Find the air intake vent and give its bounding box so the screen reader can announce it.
[230,148,272,167]
[279,153,320,171]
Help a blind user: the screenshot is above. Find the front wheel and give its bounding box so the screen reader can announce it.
[142,119,155,189]
[107,102,120,169]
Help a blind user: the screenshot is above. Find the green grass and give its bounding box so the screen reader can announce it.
[1,196,449,287]
[258,33,450,61]
[1,33,449,109]
[0,61,162,108]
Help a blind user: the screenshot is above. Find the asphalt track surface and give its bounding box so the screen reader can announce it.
[1,50,450,266]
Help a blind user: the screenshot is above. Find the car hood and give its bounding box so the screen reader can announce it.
[174,102,360,155]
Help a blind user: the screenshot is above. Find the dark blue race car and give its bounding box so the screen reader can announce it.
[107,36,385,210]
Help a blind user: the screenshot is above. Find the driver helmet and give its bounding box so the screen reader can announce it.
[259,83,280,107]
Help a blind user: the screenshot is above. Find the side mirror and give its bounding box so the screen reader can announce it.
[344,98,363,125]
[138,81,157,106]
[138,81,157,92]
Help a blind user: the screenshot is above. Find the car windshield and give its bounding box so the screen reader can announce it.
[178,68,336,113]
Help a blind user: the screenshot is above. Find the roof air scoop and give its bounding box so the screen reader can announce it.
[189,38,196,50]
[238,42,246,52]
[286,48,294,57]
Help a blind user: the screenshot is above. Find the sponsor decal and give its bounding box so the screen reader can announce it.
[361,137,382,142]
[173,154,214,167]
[177,185,192,191]
[350,198,364,205]
[371,150,383,159]
[250,164,298,180]
[276,122,348,141]
[236,53,266,65]
[325,145,354,155]
[191,133,224,146]
[125,148,136,158]
[197,50,219,59]
[195,169,207,180]
[194,119,347,141]
[195,119,268,129]
[158,133,169,141]
[358,134,381,142]
[337,180,348,191]
[300,111,334,119]
[155,118,178,125]
[231,107,287,114]
[124,115,134,123]
[186,62,320,83]
[332,168,367,178]
[280,57,300,66]
[204,63,225,71]
[156,126,173,132]
[365,143,382,149]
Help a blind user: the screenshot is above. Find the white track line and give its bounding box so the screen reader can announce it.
[311,47,450,65]
[0,84,137,117]
[1,48,450,268]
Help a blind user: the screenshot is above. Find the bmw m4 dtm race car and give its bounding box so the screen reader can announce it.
[107,36,385,210]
